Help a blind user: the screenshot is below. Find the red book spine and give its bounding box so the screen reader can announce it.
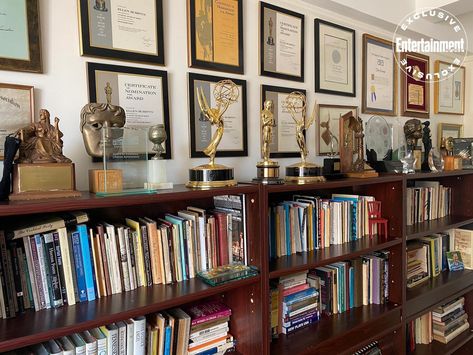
[214,213,229,266]
[191,309,232,326]
[282,283,309,297]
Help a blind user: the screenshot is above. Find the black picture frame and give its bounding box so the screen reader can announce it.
[79,0,165,65]
[261,84,306,158]
[188,72,248,158]
[87,62,172,160]
[314,18,356,97]
[187,0,244,74]
[260,2,304,82]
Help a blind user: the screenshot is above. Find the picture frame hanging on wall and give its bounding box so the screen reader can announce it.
[0,0,42,73]
[400,52,430,118]
[362,34,397,116]
[78,0,165,65]
[260,2,304,82]
[187,0,244,74]
[438,123,463,149]
[434,60,465,115]
[188,72,248,158]
[315,19,355,97]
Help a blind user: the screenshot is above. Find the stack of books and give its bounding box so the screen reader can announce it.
[432,297,470,344]
[406,181,452,225]
[269,193,377,258]
[0,195,248,319]
[407,242,431,288]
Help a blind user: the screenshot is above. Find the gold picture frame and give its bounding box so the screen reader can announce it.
[438,123,463,149]
[434,60,465,115]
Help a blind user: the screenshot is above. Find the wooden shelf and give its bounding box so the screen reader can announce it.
[405,170,473,180]
[269,237,401,279]
[406,215,473,240]
[0,275,260,353]
[410,329,473,355]
[270,303,401,355]
[406,270,473,320]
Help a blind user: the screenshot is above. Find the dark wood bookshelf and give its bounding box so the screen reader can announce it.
[410,329,473,355]
[405,170,473,180]
[406,215,473,240]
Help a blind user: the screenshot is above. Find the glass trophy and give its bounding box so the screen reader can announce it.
[146,124,173,190]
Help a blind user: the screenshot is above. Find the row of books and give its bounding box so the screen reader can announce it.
[268,193,377,258]
[10,300,235,355]
[407,297,470,351]
[0,195,248,318]
[406,182,452,226]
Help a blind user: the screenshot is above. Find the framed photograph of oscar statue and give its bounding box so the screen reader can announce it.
[400,52,430,118]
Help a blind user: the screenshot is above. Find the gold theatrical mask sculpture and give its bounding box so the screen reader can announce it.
[253,100,283,184]
[284,92,325,184]
[10,109,81,200]
[187,79,239,188]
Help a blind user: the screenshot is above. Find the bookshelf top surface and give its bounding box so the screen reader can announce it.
[405,170,473,180]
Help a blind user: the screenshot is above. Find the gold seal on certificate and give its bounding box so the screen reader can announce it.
[284,92,325,184]
[187,80,239,189]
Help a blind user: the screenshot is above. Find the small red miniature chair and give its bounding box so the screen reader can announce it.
[368,201,388,239]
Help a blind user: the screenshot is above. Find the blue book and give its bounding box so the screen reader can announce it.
[332,195,359,240]
[77,224,95,301]
[163,325,172,355]
[165,214,187,281]
[283,287,317,305]
[349,266,355,309]
[280,202,292,255]
[71,231,87,302]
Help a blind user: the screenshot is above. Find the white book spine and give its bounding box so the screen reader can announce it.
[58,228,76,306]
[126,320,134,355]
[35,236,51,309]
[133,317,146,355]
[160,228,172,284]
[117,322,127,355]
[123,229,136,290]
[107,226,122,293]
[117,228,131,292]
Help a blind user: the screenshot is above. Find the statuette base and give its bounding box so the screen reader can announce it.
[285,162,326,184]
[187,164,237,189]
[346,170,379,178]
[253,161,284,184]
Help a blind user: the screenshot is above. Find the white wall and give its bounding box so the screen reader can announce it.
[0,0,468,190]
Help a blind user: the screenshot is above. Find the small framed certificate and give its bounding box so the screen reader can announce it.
[400,52,430,118]
[78,0,165,65]
[434,60,465,115]
[260,2,304,82]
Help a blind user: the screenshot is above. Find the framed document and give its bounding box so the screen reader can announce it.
[315,19,355,97]
[0,83,34,158]
[362,34,397,116]
[188,73,247,158]
[318,104,357,156]
[400,52,430,118]
[78,0,165,65]
[187,0,244,74]
[260,2,304,82]
[434,60,465,115]
[87,62,171,159]
[438,123,463,149]
[0,0,42,73]
[261,85,305,158]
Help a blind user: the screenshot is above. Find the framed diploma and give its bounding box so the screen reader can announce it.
[187,0,244,74]
[438,123,463,149]
[318,104,357,156]
[261,85,305,158]
[0,0,42,73]
[260,2,304,82]
[0,83,34,158]
[188,73,247,158]
[362,34,397,116]
[315,19,355,97]
[87,62,171,159]
[78,0,165,65]
[434,60,465,115]
[400,52,430,118]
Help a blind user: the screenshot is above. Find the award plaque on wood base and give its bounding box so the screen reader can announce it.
[253,161,284,185]
[285,162,326,184]
[89,169,123,193]
[187,164,237,189]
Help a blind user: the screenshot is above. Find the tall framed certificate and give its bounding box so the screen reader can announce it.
[434,60,465,115]
[362,34,397,116]
[187,0,244,74]
[87,62,171,159]
[315,19,355,97]
[400,52,430,118]
[79,0,165,65]
[188,73,248,158]
[261,85,305,158]
[260,2,304,82]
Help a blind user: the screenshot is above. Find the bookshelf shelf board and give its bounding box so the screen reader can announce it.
[0,184,258,217]
[0,275,260,353]
[406,215,473,240]
[406,270,473,320]
[269,237,401,279]
[409,329,473,355]
[405,170,473,180]
[270,303,401,355]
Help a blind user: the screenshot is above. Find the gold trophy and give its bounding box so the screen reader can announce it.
[284,92,325,184]
[187,80,239,189]
[253,100,283,184]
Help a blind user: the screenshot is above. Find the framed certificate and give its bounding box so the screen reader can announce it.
[434,60,465,115]
[0,83,34,158]
[187,0,244,74]
[400,52,430,118]
[261,85,305,158]
[315,19,355,97]
[188,73,247,158]
[0,0,42,73]
[362,34,397,116]
[79,0,165,65]
[318,104,357,156]
[260,2,304,82]
[87,62,171,159]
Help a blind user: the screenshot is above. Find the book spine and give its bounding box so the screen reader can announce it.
[133,318,146,355]
[9,243,25,313]
[52,232,68,305]
[282,317,317,334]
[34,235,51,309]
[117,229,131,292]
[0,231,16,316]
[29,236,46,310]
[71,232,88,302]
[18,246,32,309]
[125,229,137,290]
[43,233,63,308]
[98,229,112,296]
[191,310,232,326]
[164,326,171,355]
[58,229,76,306]
[140,225,153,287]
[22,237,39,311]
[77,225,96,301]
